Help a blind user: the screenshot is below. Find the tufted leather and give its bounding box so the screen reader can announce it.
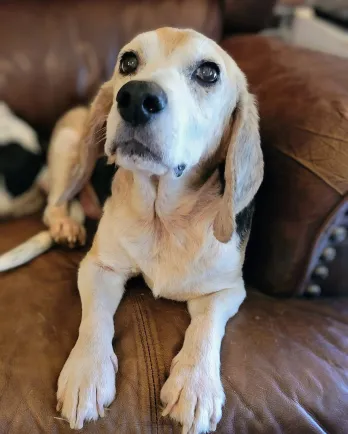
[223,35,348,297]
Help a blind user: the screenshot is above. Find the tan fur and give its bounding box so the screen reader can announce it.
[156,27,193,55]
[56,82,114,205]
[46,106,88,205]
[43,107,89,245]
[213,85,263,243]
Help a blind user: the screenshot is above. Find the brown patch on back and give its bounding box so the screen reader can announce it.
[51,106,89,140]
[156,27,193,56]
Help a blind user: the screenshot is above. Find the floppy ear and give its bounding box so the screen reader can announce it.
[213,79,263,243]
[57,81,114,204]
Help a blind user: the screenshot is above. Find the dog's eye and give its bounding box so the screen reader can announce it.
[119,52,138,75]
[194,62,220,84]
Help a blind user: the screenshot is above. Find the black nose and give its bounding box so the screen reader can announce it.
[116,81,167,126]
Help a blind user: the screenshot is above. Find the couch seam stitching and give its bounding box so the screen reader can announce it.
[132,295,154,433]
[143,302,164,432]
[135,294,159,434]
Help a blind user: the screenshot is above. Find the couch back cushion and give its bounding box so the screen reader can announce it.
[0,0,222,130]
[223,0,276,34]
[223,35,348,297]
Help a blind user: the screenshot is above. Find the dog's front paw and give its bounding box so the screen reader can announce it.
[57,340,118,429]
[50,216,86,247]
[160,352,225,434]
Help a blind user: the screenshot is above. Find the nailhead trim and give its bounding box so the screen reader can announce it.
[299,200,348,297]
[306,284,321,296]
[305,202,347,296]
[330,226,347,243]
[313,265,329,279]
[320,247,336,262]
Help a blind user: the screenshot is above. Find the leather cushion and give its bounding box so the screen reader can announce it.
[222,35,348,296]
[0,215,347,433]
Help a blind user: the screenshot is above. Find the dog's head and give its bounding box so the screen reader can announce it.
[64,28,263,242]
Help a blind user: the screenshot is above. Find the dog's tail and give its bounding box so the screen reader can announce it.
[0,231,53,272]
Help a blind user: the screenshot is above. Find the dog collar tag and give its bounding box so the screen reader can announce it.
[174,164,186,177]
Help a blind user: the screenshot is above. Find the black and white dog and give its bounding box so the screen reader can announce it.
[0,102,115,271]
[0,102,45,219]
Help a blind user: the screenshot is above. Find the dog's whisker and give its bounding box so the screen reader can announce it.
[94,130,106,141]
[94,133,106,141]
[95,125,106,135]
[93,135,107,147]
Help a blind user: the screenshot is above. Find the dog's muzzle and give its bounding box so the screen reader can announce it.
[116,81,167,127]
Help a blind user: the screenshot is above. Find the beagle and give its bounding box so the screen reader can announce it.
[55,27,263,433]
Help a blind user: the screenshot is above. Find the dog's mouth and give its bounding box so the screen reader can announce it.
[115,139,162,162]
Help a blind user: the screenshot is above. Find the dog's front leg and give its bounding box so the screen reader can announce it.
[57,254,127,429]
[161,282,246,434]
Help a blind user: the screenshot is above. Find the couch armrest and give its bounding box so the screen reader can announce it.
[222,35,348,297]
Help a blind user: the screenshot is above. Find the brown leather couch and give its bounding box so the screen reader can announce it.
[0,1,347,433]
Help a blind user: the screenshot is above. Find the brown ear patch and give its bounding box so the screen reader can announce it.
[156,28,192,56]
[213,85,263,244]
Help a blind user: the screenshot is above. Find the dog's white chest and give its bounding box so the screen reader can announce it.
[120,220,241,302]
[102,170,243,302]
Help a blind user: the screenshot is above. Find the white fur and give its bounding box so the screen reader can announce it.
[0,231,52,272]
[0,102,40,153]
[0,174,44,218]
[57,255,124,429]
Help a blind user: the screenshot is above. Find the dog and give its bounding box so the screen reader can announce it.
[0,102,45,219]
[0,106,116,271]
[59,27,263,433]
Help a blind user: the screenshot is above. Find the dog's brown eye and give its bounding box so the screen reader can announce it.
[194,62,219,84]
[119,52,138,75]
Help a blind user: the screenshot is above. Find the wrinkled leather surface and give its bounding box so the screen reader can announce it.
[223,35,348,296]
[0,0,221,130]
[0,215,347,434]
